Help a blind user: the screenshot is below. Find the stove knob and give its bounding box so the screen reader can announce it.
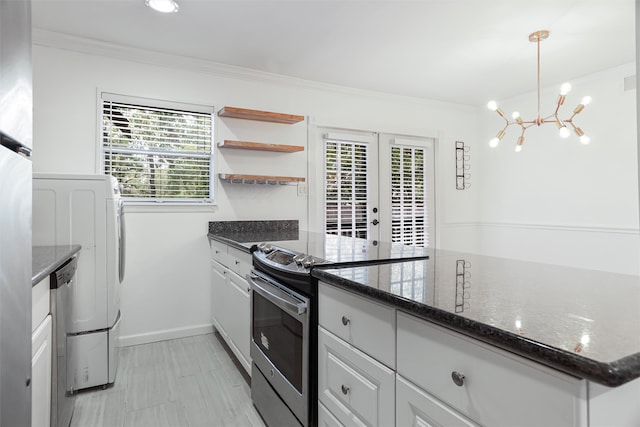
[302,256,315,269]
[264,244,274,253]
[257,243,266,252]
[293,254,306,265]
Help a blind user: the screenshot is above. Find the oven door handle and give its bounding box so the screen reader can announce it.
[247,273,307,316]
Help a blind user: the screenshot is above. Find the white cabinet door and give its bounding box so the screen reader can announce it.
[210,259,228,339]
[32,314,53,427]
[318,327,394,427]
[397,375,479,427]
[226,270,251,375]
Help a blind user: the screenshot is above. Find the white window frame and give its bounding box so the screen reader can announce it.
[99,91,215,206]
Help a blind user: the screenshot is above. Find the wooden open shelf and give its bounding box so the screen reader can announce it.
[219,173,305,185]
[218,140,304,153]
[217,106,304,124]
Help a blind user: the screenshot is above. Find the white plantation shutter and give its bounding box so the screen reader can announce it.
[101,93,213,201]
[390,140,433,247]
[324,133,371,238]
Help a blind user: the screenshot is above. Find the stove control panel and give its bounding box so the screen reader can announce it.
[255,243,327,271]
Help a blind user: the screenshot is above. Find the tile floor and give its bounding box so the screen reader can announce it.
[70,333,265,427]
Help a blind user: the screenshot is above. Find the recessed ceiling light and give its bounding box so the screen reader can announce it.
[145,0,179,13]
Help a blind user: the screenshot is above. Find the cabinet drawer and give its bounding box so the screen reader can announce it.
[227,245,252,278]
[209,239,228,265]
[397,375,478,427]
[318,327,395,427]
[318,401,344,427]
[397,312,587,427]
[318,283,395,368]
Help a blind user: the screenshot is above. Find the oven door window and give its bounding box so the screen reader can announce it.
[252,292,303,393]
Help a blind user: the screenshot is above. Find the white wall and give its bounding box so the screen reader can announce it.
[32,32,479,344]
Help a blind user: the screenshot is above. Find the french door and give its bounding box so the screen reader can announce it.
[320,128,435,247]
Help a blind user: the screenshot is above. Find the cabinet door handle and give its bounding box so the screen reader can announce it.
[341,385,350,395]
[235,260,240,265]
[341,316,350,326]
[451,371,465,387]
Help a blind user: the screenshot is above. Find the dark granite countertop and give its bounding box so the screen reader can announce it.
[32,245,82,285]
[312,249,640,387]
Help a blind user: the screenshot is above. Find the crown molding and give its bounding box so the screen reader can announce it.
[31,28,475,111]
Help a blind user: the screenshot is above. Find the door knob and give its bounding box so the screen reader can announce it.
[371,219,379,225]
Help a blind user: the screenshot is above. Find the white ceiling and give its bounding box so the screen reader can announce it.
[31,0,635,106]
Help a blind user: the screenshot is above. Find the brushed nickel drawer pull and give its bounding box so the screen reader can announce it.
[341,385,350,395]
[451,371,465,387]
[341,316,350,326]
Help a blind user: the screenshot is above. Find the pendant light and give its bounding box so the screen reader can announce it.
[487,30,591,152]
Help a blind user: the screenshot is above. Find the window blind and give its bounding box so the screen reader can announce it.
[324,138,369,239]
[391,145,428,246]
[102,97,213,201]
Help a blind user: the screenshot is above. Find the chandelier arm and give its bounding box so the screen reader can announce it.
[553,101,563,116]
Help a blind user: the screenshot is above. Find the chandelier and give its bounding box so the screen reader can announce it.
[487,30,591,152]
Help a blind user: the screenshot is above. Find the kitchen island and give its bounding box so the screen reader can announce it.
[312,249,640,426]
[208,221,640,426]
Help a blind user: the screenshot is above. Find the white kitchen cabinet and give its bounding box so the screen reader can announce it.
[317,327,395,427]
[317,283,396,427]
[210,259,229,340]
[397,311,588,427]
[225,269,251,373]
[209,239,252,375]
[31,276,52,427]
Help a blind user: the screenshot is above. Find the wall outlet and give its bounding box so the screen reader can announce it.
[297,183,308,197]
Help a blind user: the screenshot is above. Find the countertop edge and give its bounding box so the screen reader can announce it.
[32,245,82,285]
[207,233,254,253]
[312,268,640,388]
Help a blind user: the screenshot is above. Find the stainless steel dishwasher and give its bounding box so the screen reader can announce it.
[50,256,78,427]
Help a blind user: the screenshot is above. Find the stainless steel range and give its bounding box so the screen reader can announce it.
[248,243,325,427]
[248,235,429,427]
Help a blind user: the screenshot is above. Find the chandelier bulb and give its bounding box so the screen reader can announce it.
[489,137,500,148]
[487,100,498,111]
[559,126,571,138]
[560,82,572,96]
[581,96,592,105]
[145,0,179,13]
[580,135,591,145]
[515,136,525,152]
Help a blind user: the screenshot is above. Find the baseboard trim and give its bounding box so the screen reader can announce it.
[119,324,214,347]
